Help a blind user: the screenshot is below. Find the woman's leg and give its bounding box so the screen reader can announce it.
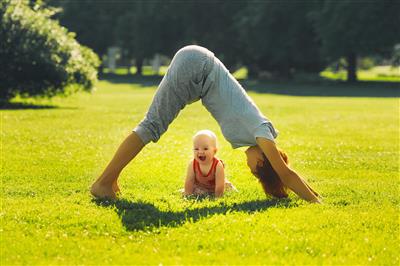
[90,73,185,199]
[91,45,215,199]
[90,132,144,199]
[134,45,214,144]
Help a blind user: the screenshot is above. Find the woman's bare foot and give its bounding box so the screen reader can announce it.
[90,180,117,200]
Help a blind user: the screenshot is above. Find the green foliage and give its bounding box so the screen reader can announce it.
[28,1,400,82]
[1,80,399,264]
[114,1,244,74]
[314,0,400,59]
[0,1,100,100]
[235,0,326,78]
[313,0,400,81]
[57,1,326,77]
[178,1,246,70]
[115,2,165,75]
[51,0,118,58]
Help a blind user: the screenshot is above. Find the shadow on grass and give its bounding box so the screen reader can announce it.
[93,197,295,231]
[242,79,400,98]
[0,101,60,110]
[100,73,399,98]
[0,101,79,110]
[99,73,162,87]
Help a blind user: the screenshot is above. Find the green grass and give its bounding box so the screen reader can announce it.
[1,79,399,265]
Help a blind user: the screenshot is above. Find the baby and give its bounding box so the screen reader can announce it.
[184,130,236,197]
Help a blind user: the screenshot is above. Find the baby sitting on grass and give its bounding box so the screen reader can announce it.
[183,130,236,197]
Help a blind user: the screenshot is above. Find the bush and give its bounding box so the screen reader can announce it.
[358,57,375,70]
[0,1,100,100]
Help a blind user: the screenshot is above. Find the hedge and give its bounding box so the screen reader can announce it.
[0,1,100,100]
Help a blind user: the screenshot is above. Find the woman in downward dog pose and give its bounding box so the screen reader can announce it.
[91,45,321,203]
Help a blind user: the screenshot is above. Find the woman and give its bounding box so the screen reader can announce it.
[91,45,321,203]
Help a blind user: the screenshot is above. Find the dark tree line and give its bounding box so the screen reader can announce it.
[314,0,400,82]
[28,0,400,82]
[2,0,397,100]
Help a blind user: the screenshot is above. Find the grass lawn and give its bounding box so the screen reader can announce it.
[1,78,399,264]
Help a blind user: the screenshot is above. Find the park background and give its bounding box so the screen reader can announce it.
[1,0,399,265]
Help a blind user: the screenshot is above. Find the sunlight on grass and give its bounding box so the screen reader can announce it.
[232,67,248,80]
[103,66,168,76]
[321,66,400,82]
[1,80,399,264]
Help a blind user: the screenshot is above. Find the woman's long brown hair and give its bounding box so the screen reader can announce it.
[256,150,289,198]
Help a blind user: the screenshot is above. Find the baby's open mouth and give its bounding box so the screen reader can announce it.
[198,156,206,161]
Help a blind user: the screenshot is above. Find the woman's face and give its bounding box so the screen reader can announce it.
[245,146,265,176]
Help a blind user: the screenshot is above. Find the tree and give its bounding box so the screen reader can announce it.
[313,0,400,82]
[117,1,245,74]
[50,0,121,73]
[115,2,162,75]
[235,0,325,79]
[179,1,246,71]
[0,0,99,100]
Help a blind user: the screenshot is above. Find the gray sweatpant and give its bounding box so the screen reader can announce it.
[134,45,215,145]
[134,45,277,147]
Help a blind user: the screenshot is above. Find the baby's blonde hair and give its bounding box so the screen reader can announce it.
[193,129,218,148]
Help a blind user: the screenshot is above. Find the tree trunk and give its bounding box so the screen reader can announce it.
[247,64,259,79]
[136,57,143,76]
[346,52,357,82]
[126,62,131,75]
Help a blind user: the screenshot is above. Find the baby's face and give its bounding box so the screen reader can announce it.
[193,134,217,164]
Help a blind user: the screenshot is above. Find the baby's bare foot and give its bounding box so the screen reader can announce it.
[90,181,117,200]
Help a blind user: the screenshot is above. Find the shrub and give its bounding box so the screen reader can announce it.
[0,1,100,100]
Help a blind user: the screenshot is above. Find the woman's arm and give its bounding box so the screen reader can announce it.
[256,137,321,203]
[184,160,195,196]
[214,162,225,198]
[303,179,320,197]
